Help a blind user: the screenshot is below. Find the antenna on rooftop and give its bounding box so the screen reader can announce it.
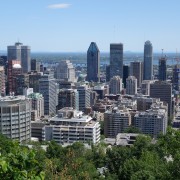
[161,49,164,56]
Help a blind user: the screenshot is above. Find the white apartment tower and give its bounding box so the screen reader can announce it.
[126,76,137,95]
[109,76,122,95]
[0,95,31,142]
[134,101,168,137]
[55,60,76,82]
[28,93,44,120]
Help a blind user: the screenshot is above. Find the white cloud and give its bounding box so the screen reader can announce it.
[47,3,71,9]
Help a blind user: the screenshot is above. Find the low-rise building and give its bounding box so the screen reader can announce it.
[31,108,100,144]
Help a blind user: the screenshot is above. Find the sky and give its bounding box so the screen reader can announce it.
[1,0,180,52]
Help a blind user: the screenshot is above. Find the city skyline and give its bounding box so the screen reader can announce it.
[1,0,180,52]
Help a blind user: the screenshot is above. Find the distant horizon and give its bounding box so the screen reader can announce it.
[0,50,179,54]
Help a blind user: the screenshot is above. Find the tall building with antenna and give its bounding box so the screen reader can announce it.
[7,42,31,73]
[158,49,167,81]
[143,40,153,80]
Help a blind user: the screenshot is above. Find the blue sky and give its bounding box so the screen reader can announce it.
[0,0,180,52]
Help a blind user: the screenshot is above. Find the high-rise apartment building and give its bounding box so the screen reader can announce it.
[104,107,131,138]
[7,42,31,73]
[86,42,100,82]
[0,95,31,142]
[39,73,57,115]
[143,41,153,80]
[55,60,76,82]
[134,101,168,137]
[109,76,122,94]
[110,43,123,80]
[7,60,22,94]
[130,61,143,87]
[150,81,172,116]
[126,76,137,95]
[28,93,44,120]
[0,66,5,96]
[77,85,91,112]
[158,54,167,81]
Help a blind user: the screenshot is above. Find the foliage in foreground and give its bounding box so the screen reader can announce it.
[0,127,180,179]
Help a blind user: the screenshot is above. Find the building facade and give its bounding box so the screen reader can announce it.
[29,72,42,93]
[134,102,168,137]
[7,42,31,73]
[28,93,44,120]
[0,66,5,96]
[172,65,180,91]
[0,95,31,142]
[150,81,172,116]
[7,60,22,94]
[104,107,131,138]
[158,55,167,81]
[55,60,76,82]
[86,42,100,82]
[77,85,91,112]
[110,43,123,79]
[126,76,137,95]
[42,108,100,144]
[143,40,153,80]
[57,89,79,111]
[39,73,57,115]
[109,76,122,94]
[130,61,143,87]
[123,65,129,88]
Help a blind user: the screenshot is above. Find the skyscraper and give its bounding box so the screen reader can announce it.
[143,41,153,80]
[21,45,31,73]
[55,60,76,82]
[39,73,57,115]
[150,81,172,117]
[158,53,167,81]
[86,42,100,82]
[7,42,31,73]
[110,43,123,79]
[130,61,143,87]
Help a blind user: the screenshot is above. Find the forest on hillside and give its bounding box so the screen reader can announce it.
[0,127,180,180]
